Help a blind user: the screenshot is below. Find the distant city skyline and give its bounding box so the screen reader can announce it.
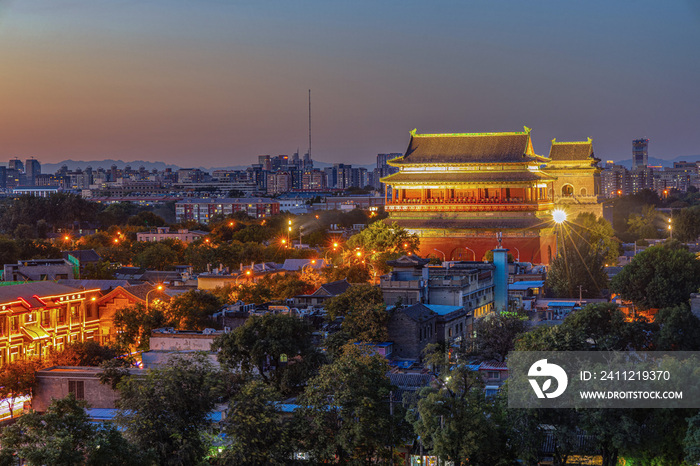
[0,1,699,166]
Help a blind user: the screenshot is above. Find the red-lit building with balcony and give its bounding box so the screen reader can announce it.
[0,283,102,365]
[381,128,558,264]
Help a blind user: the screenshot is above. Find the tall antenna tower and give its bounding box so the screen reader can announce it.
[308,89,312,161]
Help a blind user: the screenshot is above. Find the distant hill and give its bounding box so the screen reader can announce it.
[614,155,700,169]
[39,159,376,173]
[41,159,182,173]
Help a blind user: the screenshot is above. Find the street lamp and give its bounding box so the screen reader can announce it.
[463,246,476,261]
[552,209,567,224]
[511,246,521,262]
[146,285,164,311]
[552,209,567,257]
[432,248,446,262]
[668,217,672,239]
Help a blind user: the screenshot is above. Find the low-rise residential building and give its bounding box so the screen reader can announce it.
[33,366,138,412]
[293,279,352,308]
[387,303,469,361]
[93,284,170,344]
[136,227,207,243]
[175,198,280,224]
[3,259,75,282]
[380,256,495,317]
[141,328,221,369]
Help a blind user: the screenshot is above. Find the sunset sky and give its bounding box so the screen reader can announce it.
[1,0,699,167]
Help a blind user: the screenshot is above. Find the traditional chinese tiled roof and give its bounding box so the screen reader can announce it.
[390,128,548,165]
[62,249,102,263]
[385,255,430,268]
[318,279,352,296]
[548,139,595,162]
[382,170,555,185]
[0,282,83,306]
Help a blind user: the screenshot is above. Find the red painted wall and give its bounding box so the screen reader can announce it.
[418,233,556,265]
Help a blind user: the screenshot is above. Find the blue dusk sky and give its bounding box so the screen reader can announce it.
[0,0,698,167]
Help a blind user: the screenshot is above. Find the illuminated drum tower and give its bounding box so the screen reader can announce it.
[381,127,558,264]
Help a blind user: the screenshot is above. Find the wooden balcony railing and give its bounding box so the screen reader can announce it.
[386,199,551,212]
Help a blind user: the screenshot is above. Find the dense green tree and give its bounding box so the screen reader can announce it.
[673,206,700,242]
[325,283,384,320]
[0,193,98,233]
[515,323,587,351]
[611,189,660,238]
[230,273,315,304]
[297,343,406,464]
[96,202,139,227]
[126,211,166,227]
[346,220,420,274]
[13,223,36,239]
[216,380,292,465]
[546,213,614,298]
[46,341,123,367]
[342,301,389,342]
[113,303,169,351]
[515,303,652,352]
[322,263,372,283]
[627,204,661,239]
[0,359,40,417]
[166,290,222,330]
[611,240,700,310]
[411,365,515,466]
[0,236,19,265]
[16,239,62,260]
[81,260,117,279]
[213,313,322,395]
[0,394,143,466]
[653,304,700,350]
[115,353,223,466]
[686,411,700,465]
[467,311,528,362]
[133,241,182,270]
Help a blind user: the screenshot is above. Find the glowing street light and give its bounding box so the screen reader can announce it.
[146,284,164,311]
[552,209,567,224]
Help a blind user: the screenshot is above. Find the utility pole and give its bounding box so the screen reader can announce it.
[389,390,394,466]
[308,89,312,160]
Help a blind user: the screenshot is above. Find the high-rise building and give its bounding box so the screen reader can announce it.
[632,138,649,170]
[302,170,327,190]
[8,159,24,172]
[0,166,6,190]
[25,159,41,186]
[266,172,291,195]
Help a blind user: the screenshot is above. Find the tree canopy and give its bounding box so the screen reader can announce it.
[115,353,223,466]
[212,313,322,395]
[296,343,406,464]
[546,213,616,298]
[611,240,700,310]
[0,394,143,466]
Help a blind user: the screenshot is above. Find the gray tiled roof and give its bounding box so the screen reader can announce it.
[392,132,544,165]
[400,303,436,322]
[548,140,594,161]
[0,282,82,306]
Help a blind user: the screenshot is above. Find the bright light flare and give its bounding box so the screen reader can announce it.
[552,209,567,224]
